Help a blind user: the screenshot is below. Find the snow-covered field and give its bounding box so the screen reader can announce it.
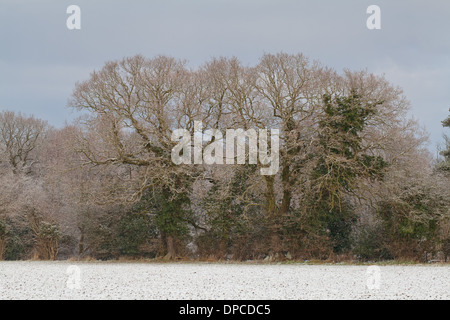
[0,261,448,300]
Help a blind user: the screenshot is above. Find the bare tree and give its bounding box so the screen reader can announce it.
[69,55,209,258]
[0,111,47,175]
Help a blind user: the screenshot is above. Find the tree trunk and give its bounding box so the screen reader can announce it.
[219,235,228,259]
[78,225,85,257]
[163,235,177,260]
[264,175,277,217]
[263,176,284,259]
[0,236,6,260]
[279,164,291,216]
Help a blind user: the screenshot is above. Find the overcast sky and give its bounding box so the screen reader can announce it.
[0,0,449,152]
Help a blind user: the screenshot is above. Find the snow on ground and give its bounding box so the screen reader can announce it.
[0,261,448,300]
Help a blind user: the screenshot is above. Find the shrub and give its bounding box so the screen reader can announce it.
[115,212,158,258]
[353,224,392,261]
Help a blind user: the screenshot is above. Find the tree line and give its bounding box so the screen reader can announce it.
[0,53,449,262]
